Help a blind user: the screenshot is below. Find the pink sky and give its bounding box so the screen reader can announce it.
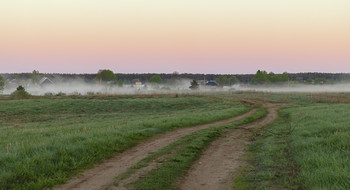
[1,0,349,74]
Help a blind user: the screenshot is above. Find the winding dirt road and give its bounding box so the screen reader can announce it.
[54,108,257,190]
[179,103,282,190]
[55,99,284,190]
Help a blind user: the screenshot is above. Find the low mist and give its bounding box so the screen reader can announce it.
[3,80,350,96]
[236,83,350,93]
[1,79,233,96]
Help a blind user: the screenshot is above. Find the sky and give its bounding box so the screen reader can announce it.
[1,0,349,74]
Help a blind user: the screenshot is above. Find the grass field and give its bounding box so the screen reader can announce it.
[228,91,350,104]
[0,95,249,189]
[2,92,350,190]
[239,103,350,190]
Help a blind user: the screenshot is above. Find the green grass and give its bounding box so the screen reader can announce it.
[0,96,249,189]
[119,107,268,190]
[241,104,350,190]
[224,91,350,104]
[131,127,222,190]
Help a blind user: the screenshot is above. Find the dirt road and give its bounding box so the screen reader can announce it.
[54,108,257,190]
[179,103,282,190]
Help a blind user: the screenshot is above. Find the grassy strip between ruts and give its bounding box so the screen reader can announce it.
[115,107,268,190]
[0,96,250,189]
[233,107,300,190]
[235,103,350,190]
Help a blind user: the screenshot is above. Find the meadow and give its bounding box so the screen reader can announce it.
[2,92,350,190]
[232,93,350,190]
[0,95,249,189]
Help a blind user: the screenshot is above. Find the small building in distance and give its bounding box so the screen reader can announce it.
[131,79,142,85]
[38,77,54,86]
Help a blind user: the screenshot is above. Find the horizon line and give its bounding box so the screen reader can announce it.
[2,71,350,75]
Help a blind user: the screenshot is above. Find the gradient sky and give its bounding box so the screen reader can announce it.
[1,0,349,74]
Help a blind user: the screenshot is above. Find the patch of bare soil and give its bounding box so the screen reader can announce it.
[179,103,283,190]
[54,109,257,190]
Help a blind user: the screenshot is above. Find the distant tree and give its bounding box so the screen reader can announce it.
[268,72,289,83]
[268,72,277,82]
[306,78,313,84]
[167,71,180,85]
[281,72,289,82]
[118,79,123,87]
[253,70,289,84]
[123,79,128,84]
[10,85,31,99]
[172,71,179,77]
[252,70,269,84]
[0,75,4,91]
[31,70,40,84]
[229,76,239,85]
[189,80,199,90]
[17,85,25,91]
[315,78,326,84]
[149,75,163,84]
[216,76,228,87]
[95,69,116,83]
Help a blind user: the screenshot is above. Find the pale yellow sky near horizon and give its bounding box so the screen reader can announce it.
[1,0,349,73]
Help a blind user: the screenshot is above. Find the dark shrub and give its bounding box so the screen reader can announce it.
[10,86,31,99]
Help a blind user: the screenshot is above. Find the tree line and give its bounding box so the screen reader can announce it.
[2,70,350,88]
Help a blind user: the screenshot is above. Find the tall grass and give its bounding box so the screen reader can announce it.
[226,91,350,104]
[290,104,350,189]
[243,104,350,189]
[0,96,249,189]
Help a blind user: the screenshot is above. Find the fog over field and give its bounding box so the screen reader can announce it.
[1,80,196,96]
[237,83,350,93]
[4,80,350,96]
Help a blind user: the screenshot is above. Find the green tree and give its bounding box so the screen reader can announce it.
[268,72,288,83]
[229,76,239,85]
[189,80,199,90]
[281,72,289,82]
[252,70,269,84]
[268,72,277,82]
[0,75,4,91]
[95,69,116,83]
[31,70,40,84]
[10,85,31,99]
[149,75,163,84]
[216,76,228,86]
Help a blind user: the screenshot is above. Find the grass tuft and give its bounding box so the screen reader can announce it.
[240,104,350,190]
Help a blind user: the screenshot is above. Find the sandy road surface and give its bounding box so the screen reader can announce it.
[54,109,257,190]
